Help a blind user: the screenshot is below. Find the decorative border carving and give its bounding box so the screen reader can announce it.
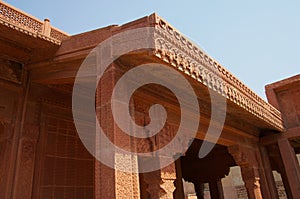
[0,1,69,44]
[153,15,283,131]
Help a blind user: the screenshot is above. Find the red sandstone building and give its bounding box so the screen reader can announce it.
[0,2,299,199]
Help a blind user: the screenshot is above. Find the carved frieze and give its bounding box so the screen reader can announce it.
[152,15,283,131]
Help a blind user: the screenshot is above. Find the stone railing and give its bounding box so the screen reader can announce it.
[153,15,283,131]
[0,1,69,43]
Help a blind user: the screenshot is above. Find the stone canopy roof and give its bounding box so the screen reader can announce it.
[0,1,284,134]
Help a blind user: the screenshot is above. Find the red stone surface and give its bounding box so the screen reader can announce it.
[266,74,300,129]
[1,1,298,199]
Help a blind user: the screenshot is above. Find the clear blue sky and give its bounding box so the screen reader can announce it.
[6,0,300,99]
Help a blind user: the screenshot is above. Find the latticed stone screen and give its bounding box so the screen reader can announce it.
[37,116,94,199]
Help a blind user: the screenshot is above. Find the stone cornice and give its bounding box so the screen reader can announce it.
[152,14,283,131]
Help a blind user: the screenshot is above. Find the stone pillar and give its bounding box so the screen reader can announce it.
[259,146,279,199]
[173,159,185,199]
[228,145,263,199]
[279,168,293,199]
[95,63,140,199]
[143,163,176,199]
[277,138,300,198]
[240,167,262,199]
[209,179,224,199]
[193,182,205,199]
[267,144,293,199]
[42,19,51,37]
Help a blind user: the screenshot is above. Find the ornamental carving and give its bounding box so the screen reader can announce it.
[152,15,283,131]
[22,124,39,140]
[228,145,259,168]
[0,1,69,43]
[143,167,176,199]
[0,58,23,83]
[15,140,36,198]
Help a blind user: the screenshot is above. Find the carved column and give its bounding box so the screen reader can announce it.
[142,163,176,199]
[228,145,263,199]
[277,138,300,198]
[95,64,140,199]
[240,167,262,199]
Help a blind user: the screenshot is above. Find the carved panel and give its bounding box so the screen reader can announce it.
[0,122,11,140]
[0,58,23,83]
[22,124,39,140]
[14,140,36,199]
[35,112,94,199]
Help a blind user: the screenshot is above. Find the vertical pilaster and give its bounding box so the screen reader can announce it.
[12,78,40,199]
[13,128,39,199]
[95,63,140,199]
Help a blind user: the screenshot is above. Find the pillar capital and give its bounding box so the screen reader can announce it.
[228,144,258,168]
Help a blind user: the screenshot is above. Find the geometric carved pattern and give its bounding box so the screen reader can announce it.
[0,2,42,32]
[0,1,69,44]
[37,116,94,199]
[153,15,283,131]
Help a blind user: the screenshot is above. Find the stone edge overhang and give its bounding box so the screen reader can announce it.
[149,13,283,131]
[265,74,300,112]
[0,1,69,45]
[265,74,300,91]
[17,5,283,132]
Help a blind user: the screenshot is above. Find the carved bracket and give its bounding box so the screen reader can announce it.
[228,145,259,168]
